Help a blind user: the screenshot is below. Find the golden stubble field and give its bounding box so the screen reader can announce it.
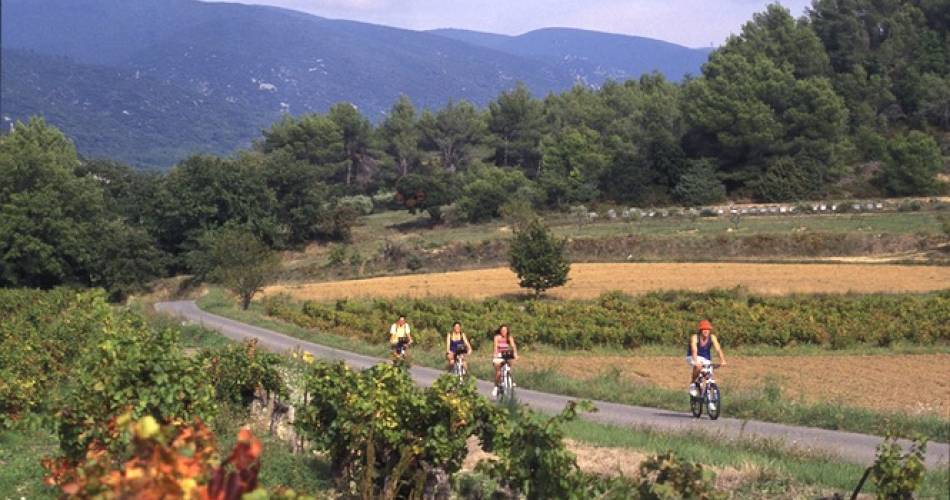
[266,262,950,300]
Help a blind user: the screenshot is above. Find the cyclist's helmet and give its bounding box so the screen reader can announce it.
[698,319,713,331]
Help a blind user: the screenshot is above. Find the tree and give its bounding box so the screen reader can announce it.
[157,154,279,255]
[87,220,167,301]
[0,117,108,288]
[875,131,943,196]
[683,49,848,194]
[194,228,281,310]
[394,172,457,222]
[418,100,486,173]
[260,114,347,183]
[488,83,544,175]
[380,95,422,177]
[455,165,531,223]
[673,160,727,206]
[509,219,570,296]
[724,3,831,79]
[328,102,377,188]
[538,126,608,207]
[257,150,354,246]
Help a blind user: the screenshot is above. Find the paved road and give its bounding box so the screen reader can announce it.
[156,300,949,468]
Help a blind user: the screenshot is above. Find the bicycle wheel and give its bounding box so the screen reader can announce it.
[706,383,721,420]
[504,370,514,401]
[690,392,703,418]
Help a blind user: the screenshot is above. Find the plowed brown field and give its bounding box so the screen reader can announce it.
[266,263,950,300]
[519,353,950,416]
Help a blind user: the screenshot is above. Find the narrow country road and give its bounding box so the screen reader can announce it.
[155,300,949,468]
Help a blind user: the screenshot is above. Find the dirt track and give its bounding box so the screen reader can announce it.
[266,262,950,300]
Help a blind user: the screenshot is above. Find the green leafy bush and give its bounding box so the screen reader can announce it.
[0,288,93,428]
[455,165,531,223]
[338,195,374,216]
[57,302,217,459]
[294,362,495,498]
[198,339,286,407]
[898,200,923,212]
[870,435,927,499]
[326,245,348,267]
[673,160,726,206]
[477,401,592,499]
[636,451,724,499]
[876,132,943,196]
[752,156,823,202]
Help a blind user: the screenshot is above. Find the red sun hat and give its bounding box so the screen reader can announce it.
[698,319,713,331]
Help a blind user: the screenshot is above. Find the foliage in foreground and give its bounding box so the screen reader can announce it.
[296,362,497,498]
[869,435,928,499]
[44,414,277,499]
[0,288,285,460]
[262,289,950,350]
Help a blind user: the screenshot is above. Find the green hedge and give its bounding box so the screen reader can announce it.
[262,289,950,350]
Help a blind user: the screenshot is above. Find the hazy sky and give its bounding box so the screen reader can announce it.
[202,0,813,48]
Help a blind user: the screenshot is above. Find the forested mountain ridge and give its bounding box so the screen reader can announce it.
[2,0,711,167]
[1,49,260,167]
[429,27,714,85]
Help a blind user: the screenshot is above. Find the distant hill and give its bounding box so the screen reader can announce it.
[429,28,713,85]
[1,49,261,167]
[1,0,712,167]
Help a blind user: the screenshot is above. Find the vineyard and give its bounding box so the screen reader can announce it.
[260,289,950,351]
[1,288,745,498]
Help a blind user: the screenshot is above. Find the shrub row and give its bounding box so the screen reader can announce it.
[263,289,950,350]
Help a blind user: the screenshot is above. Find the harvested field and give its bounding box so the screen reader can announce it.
[520,353,950,416]
[266,262,950,300]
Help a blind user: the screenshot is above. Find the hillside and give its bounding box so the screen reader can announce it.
[0,0,710,167]
[0,49,260,167]
[429,27,713,84]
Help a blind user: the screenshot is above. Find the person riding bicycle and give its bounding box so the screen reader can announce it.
[491,324,518,398]
[688,319,726,397]
[389,314,413,357]
[445,321,473,372]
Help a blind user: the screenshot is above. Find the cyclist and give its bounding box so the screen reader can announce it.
[688,319,726,397]
[445,321,472,372]
[491,324,518,398]
[389,314,413,357]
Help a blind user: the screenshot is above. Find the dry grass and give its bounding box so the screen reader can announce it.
[462,437,836,498]
[520,353,950,416]
[266,262,950,300]
[461,437,645,477]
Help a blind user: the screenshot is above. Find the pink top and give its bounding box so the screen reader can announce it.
[495,334,510,354]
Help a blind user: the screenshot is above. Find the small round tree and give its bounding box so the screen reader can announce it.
[192,228,280,310]
[509,219,570,296]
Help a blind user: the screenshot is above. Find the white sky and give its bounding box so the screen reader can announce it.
[201,0,814,48]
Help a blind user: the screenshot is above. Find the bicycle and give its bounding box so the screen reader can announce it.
[495,351,515,402]
[391,338,410,365]
[450,346,467,381]
[689,363,721,420]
